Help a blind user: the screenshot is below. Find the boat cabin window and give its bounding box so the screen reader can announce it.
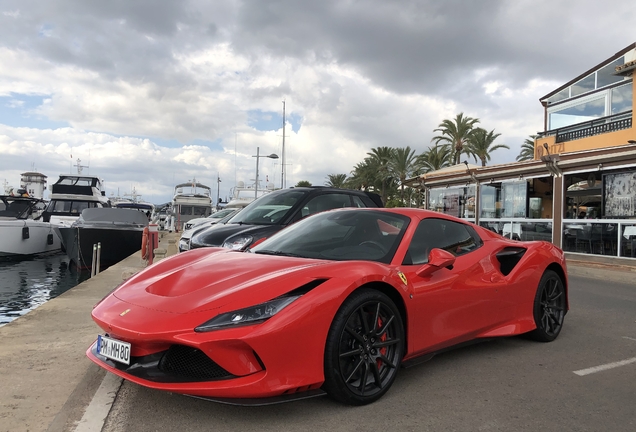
[57,177,96,187]
[0,200,32,219]
[46,200,99,214]
[179,206,211,217]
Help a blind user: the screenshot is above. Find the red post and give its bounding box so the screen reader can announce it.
[147,224,159,265]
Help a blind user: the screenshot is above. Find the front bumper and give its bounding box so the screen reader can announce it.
[87,295,333,399]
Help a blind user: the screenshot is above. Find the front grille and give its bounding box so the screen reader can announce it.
[158,345,234,381]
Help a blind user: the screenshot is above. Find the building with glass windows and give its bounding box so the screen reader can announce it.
[406,42,636,263]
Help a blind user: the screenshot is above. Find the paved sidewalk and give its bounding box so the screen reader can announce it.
[0,233,179,432]
[0,240,632,432]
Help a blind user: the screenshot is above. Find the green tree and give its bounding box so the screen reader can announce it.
[346,160,375,191]
[432,113,480,165]
[365,146,395,205]
[416,144,453,172]
[295,180,312,187]
[465,127,510,166]
[325,174,348,188]
[389,146,418,206]
[516,135,538,161]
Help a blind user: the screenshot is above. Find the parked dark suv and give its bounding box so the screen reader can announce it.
[186,187,383,251]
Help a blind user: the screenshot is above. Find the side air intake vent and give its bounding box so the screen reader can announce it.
[496,247,527,276]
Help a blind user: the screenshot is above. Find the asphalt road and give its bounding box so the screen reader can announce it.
[101,274,636,432]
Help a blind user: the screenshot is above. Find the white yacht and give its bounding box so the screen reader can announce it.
[169,178,212,231]
[0,195,61,258]
[41,168,111,228]
[225,180,276,209]
[111,188,155,221]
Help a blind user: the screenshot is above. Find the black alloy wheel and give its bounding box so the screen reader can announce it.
[528,269,566,342]
[323,289,404,405]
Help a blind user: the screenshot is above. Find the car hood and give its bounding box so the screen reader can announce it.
[112,248,331,314]
[190,223,281,247]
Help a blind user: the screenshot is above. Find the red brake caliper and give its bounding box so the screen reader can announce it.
[377,317,387,369]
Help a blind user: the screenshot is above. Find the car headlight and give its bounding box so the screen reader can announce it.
[222,234,253,250]
[195,296,300,332]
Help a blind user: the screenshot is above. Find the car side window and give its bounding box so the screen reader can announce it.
[351,196,366,208]
[404,218,482,265]
[301,194,354,218]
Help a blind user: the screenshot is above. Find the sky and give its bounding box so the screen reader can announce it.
[1,0,635,205]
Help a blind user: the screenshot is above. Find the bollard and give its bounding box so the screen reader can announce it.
[96,242,101,275]
[167,239,178,257]
[154,248,167,262]
[91,244,97,277]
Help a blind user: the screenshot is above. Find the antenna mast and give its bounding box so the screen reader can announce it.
[74,158,88,175]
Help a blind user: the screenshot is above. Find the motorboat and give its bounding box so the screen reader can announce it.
[41,164,111,228]
[110,187,155,221]
[56,208,148,270]
[168,178,212,232]
[225,180,275,209]
[0,195,61,258]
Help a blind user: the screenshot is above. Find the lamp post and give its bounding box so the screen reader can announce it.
[253,147,279,200]
[216,173,221,210]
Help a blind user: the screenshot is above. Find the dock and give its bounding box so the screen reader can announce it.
[0,238,634,432]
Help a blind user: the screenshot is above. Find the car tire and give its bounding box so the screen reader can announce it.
[527,269,566,342]
[323,288,404,405]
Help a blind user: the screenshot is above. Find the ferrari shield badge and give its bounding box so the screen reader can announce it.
[397,272,408,285]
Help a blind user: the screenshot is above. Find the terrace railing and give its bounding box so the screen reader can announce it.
[537,111,632,143]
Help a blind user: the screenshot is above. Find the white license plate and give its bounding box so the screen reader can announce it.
[97,335,131,365]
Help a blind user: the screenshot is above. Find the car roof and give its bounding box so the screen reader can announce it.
[275,186,383,205]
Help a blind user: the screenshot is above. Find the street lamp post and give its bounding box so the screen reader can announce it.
[253,147,279,200]
[216,173,221,210]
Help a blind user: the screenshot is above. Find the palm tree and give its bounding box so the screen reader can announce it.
[416,145,453,172]
[389,146,417,205]
[366,147,395,205]
[464,127,510,166]
[432,113,480,165]
[347,160,376,191]
[325,174,348,188]
[516,135,538,161]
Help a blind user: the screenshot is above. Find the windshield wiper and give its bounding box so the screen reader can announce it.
[254,250,305,258]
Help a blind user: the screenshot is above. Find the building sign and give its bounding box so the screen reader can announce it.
[604,172,636,217]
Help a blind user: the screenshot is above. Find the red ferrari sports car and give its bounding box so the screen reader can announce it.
[87,208,568,405]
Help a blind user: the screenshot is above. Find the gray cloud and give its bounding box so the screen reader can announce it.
[0,0,634,202]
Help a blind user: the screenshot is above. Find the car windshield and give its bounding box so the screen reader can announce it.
[227,190,308,225]
[251,209,409,263]
[209,208,237,219]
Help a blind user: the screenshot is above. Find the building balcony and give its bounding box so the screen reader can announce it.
[538,110,632,143]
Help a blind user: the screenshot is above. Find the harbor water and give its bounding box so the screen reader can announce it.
[0,252,90,326]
